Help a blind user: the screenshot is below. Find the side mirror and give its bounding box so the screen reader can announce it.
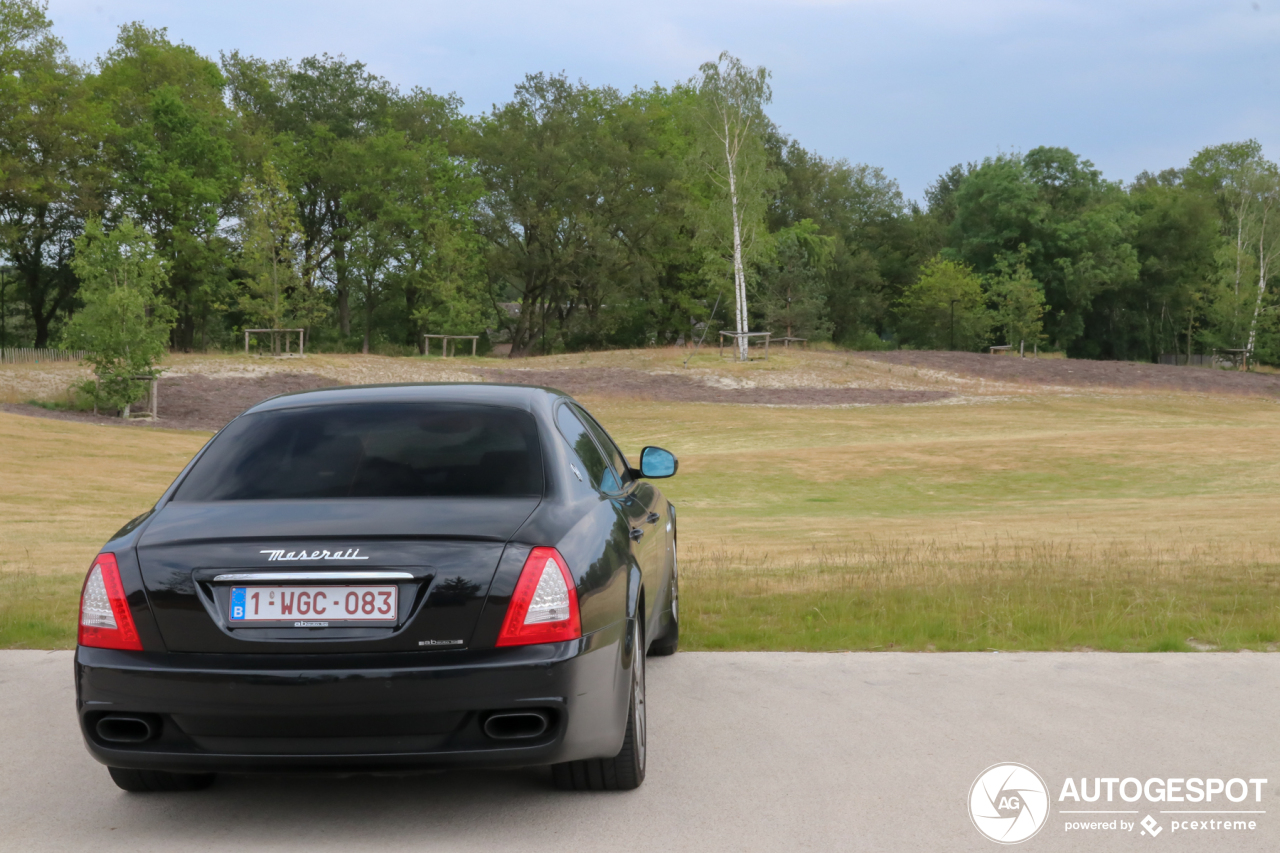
[638,446,678,479]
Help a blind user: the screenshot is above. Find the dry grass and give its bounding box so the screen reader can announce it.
[0,414,209,647]
[0,346,1072,408]
[3,349,1280,650]
[0,414,208,577]
[581,391,1280,650]
[0,361,93,404]
[587,393,1280,558]
[0,352,482,405]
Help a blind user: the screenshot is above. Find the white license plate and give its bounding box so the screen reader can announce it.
[228,585,398,623]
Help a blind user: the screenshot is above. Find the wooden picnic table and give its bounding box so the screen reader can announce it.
[244,329,305,356]
[719,331,772,360]
[423,334,479,357]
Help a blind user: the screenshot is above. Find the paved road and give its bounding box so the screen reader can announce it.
[1,650,1276,852]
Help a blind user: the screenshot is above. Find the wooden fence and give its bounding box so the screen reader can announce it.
[0,347,87,364]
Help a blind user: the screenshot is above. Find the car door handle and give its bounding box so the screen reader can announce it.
[630,527,645,541]
[646,512,661,524]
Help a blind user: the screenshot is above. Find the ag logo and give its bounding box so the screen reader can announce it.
[969,763,1050,844]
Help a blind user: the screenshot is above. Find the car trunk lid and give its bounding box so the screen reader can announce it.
[135,497,538,653]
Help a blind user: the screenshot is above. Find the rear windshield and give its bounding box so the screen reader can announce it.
[174,402,544,501]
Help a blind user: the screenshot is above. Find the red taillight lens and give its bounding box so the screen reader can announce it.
[78,553,143,651]
[495,547,582,647]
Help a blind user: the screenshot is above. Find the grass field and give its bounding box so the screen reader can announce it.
[2,354,1279,651]
[589,392,1280,652]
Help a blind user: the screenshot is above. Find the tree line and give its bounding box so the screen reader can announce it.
[1,0,1277,366]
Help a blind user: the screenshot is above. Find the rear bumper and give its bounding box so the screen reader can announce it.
[75,620,631,774]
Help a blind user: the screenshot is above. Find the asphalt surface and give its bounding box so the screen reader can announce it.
[1,650,1276,852]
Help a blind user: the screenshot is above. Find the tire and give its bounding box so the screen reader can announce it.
[107,766,215,793]
[552,619,646,791]
[649,552,678,657]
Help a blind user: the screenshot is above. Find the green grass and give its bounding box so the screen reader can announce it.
[25,398,75,412]
[0,568,82,648]
[678,542,1280,652]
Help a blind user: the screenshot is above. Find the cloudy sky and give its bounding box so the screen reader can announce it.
[44,0,1280,201]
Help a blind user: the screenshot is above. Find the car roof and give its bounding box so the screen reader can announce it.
[244,382,569,415]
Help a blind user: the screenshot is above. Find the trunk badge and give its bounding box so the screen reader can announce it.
[259,548,370,562]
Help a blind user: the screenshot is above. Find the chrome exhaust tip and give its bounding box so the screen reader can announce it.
[482,710,550,740]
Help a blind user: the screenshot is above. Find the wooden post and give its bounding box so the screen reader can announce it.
[244,330,249,354]
[472,337,477,357]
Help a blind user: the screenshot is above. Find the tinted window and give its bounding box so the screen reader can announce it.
[175,403,543,501]
[574,404,631,487]
[555,404,620,493]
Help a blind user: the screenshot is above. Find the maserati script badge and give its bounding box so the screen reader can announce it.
[259,548,371,562]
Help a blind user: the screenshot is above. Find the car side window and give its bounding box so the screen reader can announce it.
[572,404,631,489]
[555,404,621,493]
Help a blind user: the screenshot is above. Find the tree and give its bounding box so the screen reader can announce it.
[769,139,910,346]
[1186,141,1264,304]
[758,220,832,340]
[94,24,241,350]
[236,161,323,350]
[923,162,977,227]
[1186,142,1280,361]
[389,147,486,351]
[223,52,399,340]
[897,256,991,351]
[62,218,174,415]
[1245,164,1280,356]
[0,0,106,346]
[986,248,1045,349]
[339,123,483,354]
[692,52,776,360]
[342,131,406,354]
[473,73,666,356]
[1123,170,1220,361]
[948,148,1138,355]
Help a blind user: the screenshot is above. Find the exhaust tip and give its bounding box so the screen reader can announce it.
[95,715,157,744]
[482,710,550,740]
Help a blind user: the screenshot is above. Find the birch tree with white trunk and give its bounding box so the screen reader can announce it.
[693,52,774,361]
[1187,141,1265,351]
[1246,164,1280,356]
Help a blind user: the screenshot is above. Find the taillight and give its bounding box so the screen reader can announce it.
[78,553,143,651]
[495,547,582,647]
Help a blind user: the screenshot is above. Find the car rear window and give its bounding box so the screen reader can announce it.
[174,402,544,501]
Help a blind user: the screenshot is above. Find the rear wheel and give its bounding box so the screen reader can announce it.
[107,767,215,793]
[552,619,646,791]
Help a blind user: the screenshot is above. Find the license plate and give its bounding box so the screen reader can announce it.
[228,585,398,623]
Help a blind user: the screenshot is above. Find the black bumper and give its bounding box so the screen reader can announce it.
[75,620,632,774]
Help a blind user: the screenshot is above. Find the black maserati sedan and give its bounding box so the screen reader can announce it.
[74,383,679,792]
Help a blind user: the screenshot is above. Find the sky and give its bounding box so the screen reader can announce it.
[43,0,1280,202]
